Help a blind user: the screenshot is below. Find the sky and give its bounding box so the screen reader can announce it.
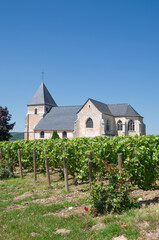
[0,0,159,134]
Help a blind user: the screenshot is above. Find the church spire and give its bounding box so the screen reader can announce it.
[27,82,57,107]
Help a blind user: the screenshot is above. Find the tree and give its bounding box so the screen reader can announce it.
[0,106,15,141]
[51,130,60,139]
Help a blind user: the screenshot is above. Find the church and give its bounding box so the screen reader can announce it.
[24,82,146,140]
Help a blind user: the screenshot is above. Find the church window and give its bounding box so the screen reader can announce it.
[40,131,44,138]
[128,120,135,131]
[35,108,37,114]
[117,120,122,131]
[106,120,110,132]
[86,118,93,128]
[62,131,67,138]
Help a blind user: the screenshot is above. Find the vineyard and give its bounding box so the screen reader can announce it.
[0,135,159,190]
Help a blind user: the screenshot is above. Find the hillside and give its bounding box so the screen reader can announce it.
[10,132,24,141]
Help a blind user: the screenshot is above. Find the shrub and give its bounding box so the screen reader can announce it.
[51,131,60,139]
[0,159,14,179]
[90,166,138,215]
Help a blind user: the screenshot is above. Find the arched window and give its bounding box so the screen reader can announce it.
[35,108,37,114]
[62,131,67,138]
[86,118,93,128]
[40,131,44,138]
[106,120,110,132]
[117,120,122,131]
[128,120,135,131]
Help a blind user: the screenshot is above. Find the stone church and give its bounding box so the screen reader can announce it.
[24,82,146,140]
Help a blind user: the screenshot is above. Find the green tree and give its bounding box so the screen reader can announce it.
[0,106,15,141]
[51,130,60,139]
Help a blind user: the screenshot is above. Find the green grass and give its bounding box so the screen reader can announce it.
[0,172,159,240]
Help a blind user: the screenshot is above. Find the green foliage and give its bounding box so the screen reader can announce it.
[0,158,14,179]
[0,106,15,141]
[51,131,60,139]
[10,132,24,141]
[0,135,159,189]
[90,167,138,215]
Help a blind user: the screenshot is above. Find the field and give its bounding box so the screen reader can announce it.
[0,170,159,240]
[10,132,24,141]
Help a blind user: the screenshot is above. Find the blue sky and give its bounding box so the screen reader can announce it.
[0,0,159,134]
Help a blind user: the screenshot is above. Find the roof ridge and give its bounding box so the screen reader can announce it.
[58,105,82,107]
[107,103,129,106]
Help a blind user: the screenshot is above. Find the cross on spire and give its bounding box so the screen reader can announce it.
[42,72,44,82]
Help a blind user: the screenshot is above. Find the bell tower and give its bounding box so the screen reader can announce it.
[24,82,57,140]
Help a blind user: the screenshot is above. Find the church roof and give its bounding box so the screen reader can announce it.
[76,98,141,117]
[27,82,57,107]
[107,104,141,117]
[83,99,141,117]
[89,99,113,115]
[34,105,82,131]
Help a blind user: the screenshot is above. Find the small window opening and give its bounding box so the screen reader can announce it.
[117,120,122,131]
[106,120,110,132]
[35,108,37,114]
[86,118,93,128]
[40,131,44,138]
[62,131,67,138]
[128,120,135,131]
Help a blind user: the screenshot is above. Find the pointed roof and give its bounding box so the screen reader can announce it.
[34,105,82,130]
[77,98,113,115]
[27,82,57,107]
[89,99,112,115]
[107,104,141,117]
[77,98,142,117]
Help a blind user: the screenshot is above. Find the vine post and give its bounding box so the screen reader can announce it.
[0,148,3,160]
[44,150,51,186]
[18,149,23,178]
[118,153,123,170]
[88,160,93,188]
[33,149,37,181]
[63,150,69,192]
[8,151,13,173]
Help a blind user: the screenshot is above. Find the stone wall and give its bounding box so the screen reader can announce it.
[102,113,116,136]
[74,100,102,138]
[25,105,50,140]
[34,130,73,139]
[114,116,145,136]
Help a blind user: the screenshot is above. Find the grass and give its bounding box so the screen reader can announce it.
[0,171,159,240]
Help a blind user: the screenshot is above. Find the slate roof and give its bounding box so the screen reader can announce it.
[88,99,141,117]
[34,106,82,131]
[27,82,57,107]
[89,99,113,115]
[107,104,141,117]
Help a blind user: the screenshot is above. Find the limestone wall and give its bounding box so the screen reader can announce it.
[101,114,116,136]
[25,105,46,140]
[114,116,145,136]
[74,100,102,138]
[34,130,73,139]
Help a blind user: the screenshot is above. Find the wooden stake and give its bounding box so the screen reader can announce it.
[0,148,3,160]
[33,149,37,181]
[88,161,93,188]
[8,151,13,173]
[118,153,123,170]
[44,150,51,186]
[63,150,69,192]
[18,149,23,178]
